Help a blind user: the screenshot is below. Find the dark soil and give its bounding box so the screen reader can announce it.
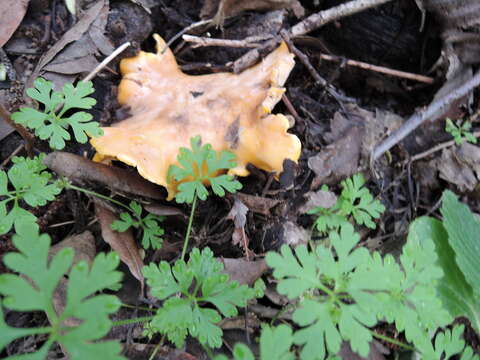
[1,0,479,359]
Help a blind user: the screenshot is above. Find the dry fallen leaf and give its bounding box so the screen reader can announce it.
[282,220,310,246]
[25,0,109,88]
[299,189,337,213]
[0,0,29,47]
[337,341,388,360]
[48,231,96,332]
[91,34,301,200]
[221,258,268,286]
[96,202,145,288]
[226,197,250,256]
[49,230,96,268]
[236,192,281,215]
[201,0,305,23]
[44,152,164,200]
[309,125,363,188]
[438,143,480,192]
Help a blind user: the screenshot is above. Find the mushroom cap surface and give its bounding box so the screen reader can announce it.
[91,34,301,199]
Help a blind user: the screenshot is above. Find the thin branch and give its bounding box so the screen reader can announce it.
[318,53,434,84]
[163,19,213,53]
[182,34,272,48]
[280,31,355,104]
[83,42,131,82]
[290,0,395,38]
[234,0,395,73]
[373,69,480,160]
[409,131,480,162]
[0,103,34,157]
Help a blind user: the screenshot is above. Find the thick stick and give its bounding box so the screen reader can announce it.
[373,69,480,160]
[234,0,395,72]
[289,0,395,38]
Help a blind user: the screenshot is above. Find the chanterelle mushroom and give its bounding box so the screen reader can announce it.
[91,34,301,200]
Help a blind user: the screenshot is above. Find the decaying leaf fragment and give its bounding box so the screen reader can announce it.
[91,34,301,200]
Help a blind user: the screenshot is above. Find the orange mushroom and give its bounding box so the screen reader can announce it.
[91,34,301,200]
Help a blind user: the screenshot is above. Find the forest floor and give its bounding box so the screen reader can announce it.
[1,0,480,359]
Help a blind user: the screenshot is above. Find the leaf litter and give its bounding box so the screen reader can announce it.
[2,0,480,358]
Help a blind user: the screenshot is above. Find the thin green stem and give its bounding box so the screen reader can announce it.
[148,337,164,360]
[17,326,53,336]
[120,303,156,312]
[181,192,197,261]
[66,183,132,213]
[370,330,416,351]
[111,315,155,327]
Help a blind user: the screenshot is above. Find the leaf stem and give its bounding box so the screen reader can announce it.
[66,183,132,213]
[181,192,197,261]
[370,330,416,351]
[111,315,155,327]
[121,303,156,312]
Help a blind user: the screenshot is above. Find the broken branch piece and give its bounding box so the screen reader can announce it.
[91,34,301,200]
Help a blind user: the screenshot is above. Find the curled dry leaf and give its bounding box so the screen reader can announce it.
[49,230,96,268]
[95,202,144,288]
[438,143,480,192]
[0,0,29,47]
[201,0,305,23]
[236,192,281,215]
[338,341,388,360]
[226,197,250,255]
[143,202,184,217]
[309,125,363,188]
[27,0,107,88]
[48,231,96,329]
[90,34,301,200]
[282,220,310,246]
[309,104,403,188]
[221,257,268,286]
[44,151,164,200]
[299,189,337,213]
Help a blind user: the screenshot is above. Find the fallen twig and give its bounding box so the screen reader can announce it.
[0,103,34,157]
[234,0,395,73]
[409,131,480,162]
[280,31,355,104]
[317,53,435,84]
[290,0,394,37]
[182,34,272,48]
[83,42,131,82]
[163,19,212,53]
[373,69,480,160]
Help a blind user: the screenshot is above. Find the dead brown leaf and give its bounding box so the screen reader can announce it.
[221,258,268,286]
[438,143,480,191]
[282,220,310,246]
[226,197,251,256]
[201,0,304,23]
[44,152,164,200]
[299,189,337,213]
[0,0,29,47]
[236,192,281,215]
[96,202,144,288]
[49,230,96,267]
[219,312,261,332]
[337,341,388,360]
[309,104,402,188]
[144,203,184,217]
[309,125,363,188]
[48,231,97,330]
[27,0,108,88]
[42,0,113,81]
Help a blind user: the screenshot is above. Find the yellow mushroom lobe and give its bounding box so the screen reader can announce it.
[91,34,301,200]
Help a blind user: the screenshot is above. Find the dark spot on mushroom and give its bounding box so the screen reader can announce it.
[225,117,240,149]
[190,91,203,98]
[170,113,189,126]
